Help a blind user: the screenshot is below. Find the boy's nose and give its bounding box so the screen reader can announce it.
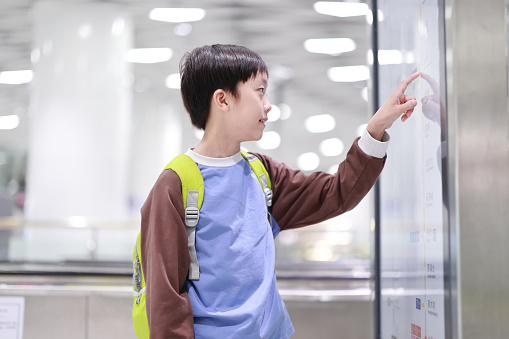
[264,100,272,114]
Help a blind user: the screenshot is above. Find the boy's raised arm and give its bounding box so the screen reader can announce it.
[253,139,385,230]
[141,170,195,339]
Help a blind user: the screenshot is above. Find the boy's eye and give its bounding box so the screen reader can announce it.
[258,88,265,94]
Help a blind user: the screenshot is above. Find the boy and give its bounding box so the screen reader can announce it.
[140,44,418,338]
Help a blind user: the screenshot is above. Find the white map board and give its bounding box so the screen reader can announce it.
[377,1,447,339]
[0,297,25,339]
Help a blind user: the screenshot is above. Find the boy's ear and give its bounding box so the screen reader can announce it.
[212,89,230,112]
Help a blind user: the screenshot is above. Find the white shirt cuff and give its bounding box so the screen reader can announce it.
[357,129,390,158]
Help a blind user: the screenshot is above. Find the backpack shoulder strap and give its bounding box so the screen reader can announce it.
[164,154,204,211]
[164,154,203,280]
[240,151,272,207]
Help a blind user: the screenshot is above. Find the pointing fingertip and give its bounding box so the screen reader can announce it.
[411,100,417,106]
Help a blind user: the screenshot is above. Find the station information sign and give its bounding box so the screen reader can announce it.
[377,1,447,339]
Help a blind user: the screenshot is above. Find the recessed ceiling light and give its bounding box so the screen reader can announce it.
[165,73,181,89]
[405,51,416,64]
[327,164,338,175]
[279,103,292,120]
[149,8,206,23]
[297,152,320,171]
[126,48,172,64]
[257,131,281,150]
[378,50,403,65]
[319,138,344,157]
[305,114,336,133]
[314,2,370,18]
[267,105,281,122]
[327,65,369,82]
[304,38,356,55]
[174,23,193,36]
[367,50,403,65]
[366,9,385,25]
[0,70,33,85]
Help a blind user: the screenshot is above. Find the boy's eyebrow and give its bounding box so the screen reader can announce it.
[259,75,268,87]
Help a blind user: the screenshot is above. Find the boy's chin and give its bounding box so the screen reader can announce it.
[242,134,264,143]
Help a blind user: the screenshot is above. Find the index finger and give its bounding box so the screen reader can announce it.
[397,72,419,94]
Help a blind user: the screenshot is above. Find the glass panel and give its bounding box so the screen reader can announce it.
[377,0,448,338]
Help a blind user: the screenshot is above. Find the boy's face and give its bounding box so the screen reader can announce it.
[228,71,272,143]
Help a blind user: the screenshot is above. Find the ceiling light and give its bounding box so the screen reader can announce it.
[378,50,403,65]
[367,50,374,65]
[319,138,344,157]
[405,51,416,64]
[367,50,403,65]
[165,73,181,89]
[267,105,281,122]
[305,114,336,133]
[304,38,356,55]
[327,164,337,175]
[314,2,370,17]
[149,8,206,23]
[257,131,281,150]
[0,70,33,85]
[297,152,320,171]
[174,23,193,36]
[327,65,369,82]
[366,9,384,25]
[0,115,20,130]
[279,103,292,120]
[126,48,172,64]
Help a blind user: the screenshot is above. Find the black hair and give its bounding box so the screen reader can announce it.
[179,44,268,130]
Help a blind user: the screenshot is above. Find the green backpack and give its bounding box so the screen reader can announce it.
[132,151,273,339]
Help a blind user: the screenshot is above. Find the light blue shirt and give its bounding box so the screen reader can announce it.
[184,149,294,339]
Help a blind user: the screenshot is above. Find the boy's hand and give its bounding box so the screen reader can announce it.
[367,72,420,140]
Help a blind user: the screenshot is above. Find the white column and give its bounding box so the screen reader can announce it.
[26,1,133,219]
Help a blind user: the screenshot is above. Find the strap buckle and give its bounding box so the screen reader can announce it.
[264,187,273,207]
[185,206,199,227]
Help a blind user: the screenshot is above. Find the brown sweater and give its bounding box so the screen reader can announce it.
[140,137,386,338]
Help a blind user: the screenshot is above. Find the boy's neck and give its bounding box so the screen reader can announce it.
[192,130,241,158]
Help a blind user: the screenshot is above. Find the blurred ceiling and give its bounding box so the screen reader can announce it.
[0,0,372,173]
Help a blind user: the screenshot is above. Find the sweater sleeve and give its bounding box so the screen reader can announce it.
[252,137,386,231]
[140,169,194,339]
